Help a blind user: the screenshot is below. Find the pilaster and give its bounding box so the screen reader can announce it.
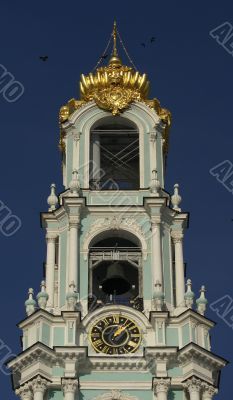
[171,231,185,309]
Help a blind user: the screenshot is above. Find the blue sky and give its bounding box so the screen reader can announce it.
[0,0,233,398]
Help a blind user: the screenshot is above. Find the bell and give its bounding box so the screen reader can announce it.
[102,262,131,295]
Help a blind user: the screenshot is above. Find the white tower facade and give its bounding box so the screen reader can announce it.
[8,23,227,400]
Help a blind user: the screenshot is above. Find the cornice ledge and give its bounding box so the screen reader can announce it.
[18,309,64,329]
[7,342,56,370]
[178,343,228,369]
[88,356,147,371]
[169,309,215,328]
[54,346,87,361]
[145,346,177,360]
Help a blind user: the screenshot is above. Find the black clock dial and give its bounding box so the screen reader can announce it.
[89,314,142,355]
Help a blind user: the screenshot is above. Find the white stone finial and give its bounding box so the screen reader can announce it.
[47,183,58,212]
[184,278,195,309]
[25,288,36,316]
[69,169,80,195]
[171,183,182,211]
[37,280,49,309]
[153,280,165,311]
[196,285,208,315]
[150,169,161,196]
[66,281,79,310]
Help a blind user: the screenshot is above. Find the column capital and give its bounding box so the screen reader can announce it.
[69,216,80,228]
[46,232,57,242]
[183,377,202,393]
[151,216,161,225]
[31,375,48,394]
[15,383,33,400]
[153,378,171,394]
[62,378,79,394]
[171,231,183,243]
[202,383,218,399]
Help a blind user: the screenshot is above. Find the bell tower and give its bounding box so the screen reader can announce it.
[9,22,227,400]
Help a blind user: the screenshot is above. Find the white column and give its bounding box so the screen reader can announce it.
[73,132,80,171]
[31,376,47,400]
[202,383,218,400]
[15,383,33,400]
[46,233,57,308]
[68,218,79,289]
[62,379,79,400]
[184,377,202,400]
[153,378,170,400]
[92,133,101,184]
[151,218,163,288]
[172,232,185,307]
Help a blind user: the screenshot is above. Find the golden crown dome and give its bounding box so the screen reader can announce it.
[59,22,171,154]
[79,23,150,116]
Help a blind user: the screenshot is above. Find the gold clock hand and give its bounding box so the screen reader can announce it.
[113,325,125,337]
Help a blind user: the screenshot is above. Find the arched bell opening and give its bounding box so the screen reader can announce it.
[88,230,143,311]
[89,116,139,190]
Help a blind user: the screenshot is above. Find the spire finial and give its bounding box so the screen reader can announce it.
[112,20,118,57]
[108,21,122,67]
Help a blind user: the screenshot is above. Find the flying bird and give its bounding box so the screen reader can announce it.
[140,37,156,48]
[39,56,48,62]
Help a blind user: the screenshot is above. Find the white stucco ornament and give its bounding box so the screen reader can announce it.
[92,390,138,400]
[82,216,148,260]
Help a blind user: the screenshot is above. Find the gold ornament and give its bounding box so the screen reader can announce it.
[58,22,171,155]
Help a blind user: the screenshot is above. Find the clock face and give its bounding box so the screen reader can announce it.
[89,314,142,355]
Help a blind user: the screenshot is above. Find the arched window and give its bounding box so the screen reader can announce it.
[88,231,143,311]
[90,117,139,190]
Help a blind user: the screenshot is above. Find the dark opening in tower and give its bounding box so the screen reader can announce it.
[90,117,139,190]
[88,233,143,311]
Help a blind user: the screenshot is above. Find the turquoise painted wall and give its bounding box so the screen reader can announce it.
[52,366,64,376]
[166,327,179,346]
[182,323,190,347]
[48,390,63,400]
[80,371,152,382]
[41,323,50,347]
[168,390,184,400]
[168,367,182,377]
[53,327,65,346]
